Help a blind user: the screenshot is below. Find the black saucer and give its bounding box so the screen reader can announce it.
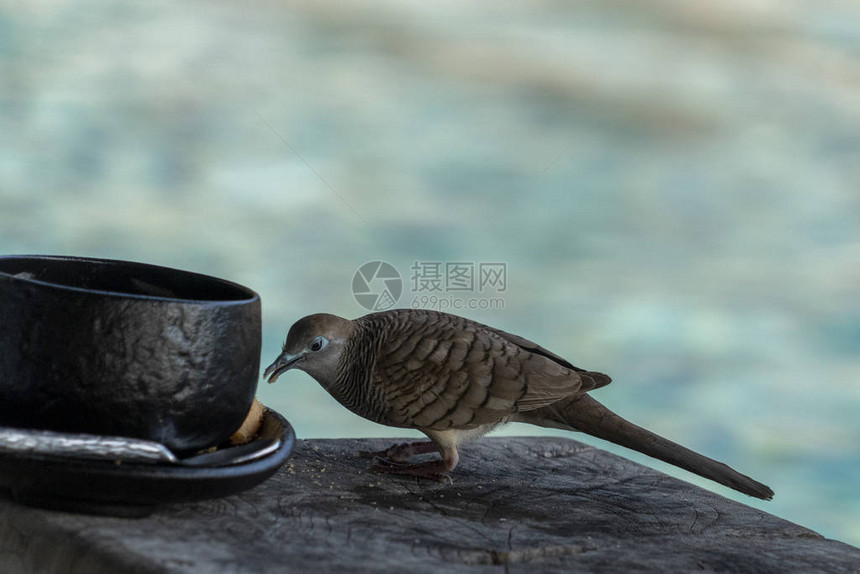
[0,408,294,517]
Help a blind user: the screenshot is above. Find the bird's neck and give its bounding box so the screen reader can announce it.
[328,321,386,423]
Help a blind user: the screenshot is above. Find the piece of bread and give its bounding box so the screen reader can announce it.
[229,397,264,445]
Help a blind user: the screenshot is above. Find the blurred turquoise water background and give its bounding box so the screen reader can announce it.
[2,0,858,546]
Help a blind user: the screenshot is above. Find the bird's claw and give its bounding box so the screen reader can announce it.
[356,443,416,463]
[434,473,454,485]
[368,456,403,469]
[369,459,453,483]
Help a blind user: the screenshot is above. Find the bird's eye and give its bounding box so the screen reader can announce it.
[309,336,328,352]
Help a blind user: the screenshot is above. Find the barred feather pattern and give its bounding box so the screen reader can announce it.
[347,309,608,432]
[331,320,386,423]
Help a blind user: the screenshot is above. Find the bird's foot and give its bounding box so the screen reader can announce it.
[370,458,453,484]
[357,441,437,464]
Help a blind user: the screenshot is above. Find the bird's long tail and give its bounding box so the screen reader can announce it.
[527,394,774,500]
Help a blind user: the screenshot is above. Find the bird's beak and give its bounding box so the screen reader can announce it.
[263,352,303,384]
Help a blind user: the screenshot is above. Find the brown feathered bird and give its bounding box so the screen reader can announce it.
[264,309,773,500]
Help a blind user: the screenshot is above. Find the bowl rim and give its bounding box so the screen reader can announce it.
[0,254,260,306]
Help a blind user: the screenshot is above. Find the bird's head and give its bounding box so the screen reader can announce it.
[263,313,354,387]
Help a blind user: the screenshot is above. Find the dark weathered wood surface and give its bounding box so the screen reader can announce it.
[1,437,858,573]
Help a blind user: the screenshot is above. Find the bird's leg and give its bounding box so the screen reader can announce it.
[370,446,459,483]
[357,441,438,463]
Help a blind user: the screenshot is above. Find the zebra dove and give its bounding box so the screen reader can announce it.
[264,309,773,499]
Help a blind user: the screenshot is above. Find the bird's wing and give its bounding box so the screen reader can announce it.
[372,310,600,431]
[480,326,581,370]
[482,325,612,392]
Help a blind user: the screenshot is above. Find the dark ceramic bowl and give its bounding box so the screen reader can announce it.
[0,255,261,454]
